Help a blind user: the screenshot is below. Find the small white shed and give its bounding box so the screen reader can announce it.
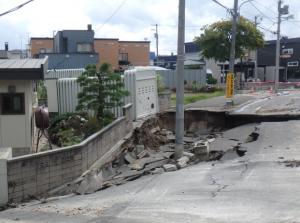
[0,56,49,157]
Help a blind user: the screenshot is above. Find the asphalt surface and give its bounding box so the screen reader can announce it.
[2,91,300,222]
[184,92,266,110]
[230,91,300,116]
[2,120,300,222]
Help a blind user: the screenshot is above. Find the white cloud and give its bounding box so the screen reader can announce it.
[0,0,299,54]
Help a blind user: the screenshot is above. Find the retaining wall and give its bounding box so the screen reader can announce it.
[158,92,171,112]
[7,104,133,202]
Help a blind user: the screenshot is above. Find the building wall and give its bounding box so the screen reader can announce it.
[7,104,133,202]
[0,80,35,156]
[94,39,119,71]
[30,38,54,58]
[38,53,99,70]
[119,41,150,68]
[62,30,94,53]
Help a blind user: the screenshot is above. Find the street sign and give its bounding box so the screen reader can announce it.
[226,73,234,98]
[282,54,291,58]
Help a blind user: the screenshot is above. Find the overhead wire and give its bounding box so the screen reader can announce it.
[0,0,34,17]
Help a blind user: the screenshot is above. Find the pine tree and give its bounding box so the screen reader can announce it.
[76,62,130,120]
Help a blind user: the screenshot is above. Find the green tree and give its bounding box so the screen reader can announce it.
[206,77,218,86]
[76,63,130,120]
[194,16,265,62]
[37,81,47,99]
[185,64,203,69]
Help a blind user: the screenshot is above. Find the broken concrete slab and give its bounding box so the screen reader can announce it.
[77,171,105,195]
[220,149,240,161]
[222,123,260,143]
[135,145,145,155]
[177,156,190,168]
[161,129,173,136]
[167,134,175,140]
[159,146,175,152]
[194,141,209,154]
[151,126,161,134]
[137,150,149,159]
[183,136,200,143]
[183,151,194,159]
[163,164,177,172]
[209,138,240,153]
[150,168,165,174]
[127,154,166,170]
[143,159,170,171]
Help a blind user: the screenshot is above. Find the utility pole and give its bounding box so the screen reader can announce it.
[227,0,238,107]
[275,2,293,93]
[275,0,281,93]
[151,24,159,66]
[254,15,259,81]
[228,0,238,74]
[174,0,185,160]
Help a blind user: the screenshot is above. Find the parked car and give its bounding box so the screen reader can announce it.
[247,77,261,82]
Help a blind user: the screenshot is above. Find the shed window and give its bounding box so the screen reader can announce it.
[2,93,24,114]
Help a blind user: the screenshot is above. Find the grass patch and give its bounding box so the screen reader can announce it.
[171,91,225,105]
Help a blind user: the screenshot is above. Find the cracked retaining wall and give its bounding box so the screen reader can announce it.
[6,104,133,202]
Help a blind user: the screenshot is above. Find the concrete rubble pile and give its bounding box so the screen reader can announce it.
[56,123,260,196]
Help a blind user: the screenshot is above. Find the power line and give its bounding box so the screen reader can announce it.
[211,0,229,11]
[253,0,277,15]
[0,0,34,17]
[249,2,276,23]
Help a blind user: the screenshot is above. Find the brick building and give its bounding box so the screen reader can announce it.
[31,25,150,71]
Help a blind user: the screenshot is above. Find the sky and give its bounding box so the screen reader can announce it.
[1,0,300,55]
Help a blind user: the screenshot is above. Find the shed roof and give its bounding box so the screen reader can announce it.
[0,56,48,80]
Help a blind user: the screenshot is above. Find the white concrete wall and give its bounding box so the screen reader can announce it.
[0,80,35,156]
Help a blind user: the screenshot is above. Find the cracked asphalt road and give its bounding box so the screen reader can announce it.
[2,120,300,222]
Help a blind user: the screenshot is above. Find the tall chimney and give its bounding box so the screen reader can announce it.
[88,24,92,31]
[5,42,8,51]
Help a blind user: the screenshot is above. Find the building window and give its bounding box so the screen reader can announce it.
[40,48,52,53]
[119,53,128,61]
[283,48,293,54]
[1,93,24,114]
[77,43,92,52]
[288,61,298,67]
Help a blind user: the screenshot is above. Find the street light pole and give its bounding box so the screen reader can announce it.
[174,0,185,160]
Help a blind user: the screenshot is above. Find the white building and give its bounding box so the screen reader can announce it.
[0,56,49,157]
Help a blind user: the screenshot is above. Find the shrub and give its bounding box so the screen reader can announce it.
[103,110,115,119]
[184,83,191,92]
[75,138,83,143]
[199,86,207,92]
[191,81,200,93]
[157,75,165,93]
[206,77,218,85]
[170,86,176,92]
[49,112,77,130]
[40,146,48,152]
[184,79,187,85]
[88,118,101,135]
[99,117,112,128]
[211,86,224,92]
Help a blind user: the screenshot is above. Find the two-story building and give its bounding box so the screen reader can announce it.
[257,37,300,82]
[31,25,150,71]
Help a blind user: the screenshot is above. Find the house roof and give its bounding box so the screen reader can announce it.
[0,56,48,80]
[266,37,300,45]
[185,42,202,53]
